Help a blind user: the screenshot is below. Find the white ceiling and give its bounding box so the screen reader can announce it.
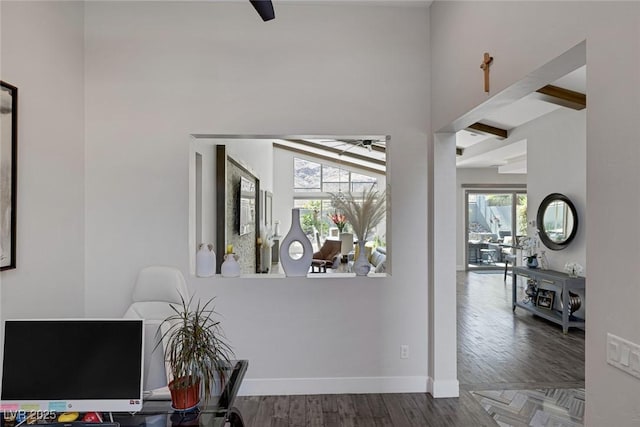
[456,65,586,171]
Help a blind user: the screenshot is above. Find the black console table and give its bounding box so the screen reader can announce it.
[512,266,585,333]
[115,360,248,427]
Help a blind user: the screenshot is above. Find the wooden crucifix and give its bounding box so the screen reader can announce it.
[480,52,493,93]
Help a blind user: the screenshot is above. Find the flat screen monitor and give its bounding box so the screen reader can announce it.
[1,319,144,412]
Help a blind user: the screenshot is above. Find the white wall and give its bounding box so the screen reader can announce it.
[224,139,274,194]
[0,1,85,318]
[84,2,432,395]
[189,138,273,273]
[272,147,292,239]
[455,168,526,270]
[431,2,640,423]
[521,108,586,273]
[190,141,216,261]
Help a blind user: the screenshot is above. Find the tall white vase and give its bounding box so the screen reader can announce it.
[353,240,371,276]
[260,245,272,273]
[279,208,313,277]
[196,243,216,277]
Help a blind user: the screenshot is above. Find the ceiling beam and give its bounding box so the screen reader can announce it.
[534,84,586,110]
[285,139,386,166]
[466,122,508,140]
[273,143,385,176]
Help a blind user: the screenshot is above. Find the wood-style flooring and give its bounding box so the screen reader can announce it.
[234,271,585,426]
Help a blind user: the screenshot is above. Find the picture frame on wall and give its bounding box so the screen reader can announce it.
[536,289,555,310]
[0,81,17,271]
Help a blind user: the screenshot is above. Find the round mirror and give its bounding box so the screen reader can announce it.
[536,193,578,250]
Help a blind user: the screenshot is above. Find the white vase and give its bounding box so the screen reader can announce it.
[353,240,371,276]
[195,243,216,277]
[221,253,241,277]
[279,208,313,277]
[260,245,272,273]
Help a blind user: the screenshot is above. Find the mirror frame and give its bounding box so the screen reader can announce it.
[1,81,17,271]
[536,193,578,251]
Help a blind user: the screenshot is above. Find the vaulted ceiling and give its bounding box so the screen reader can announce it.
[273,137,386,175]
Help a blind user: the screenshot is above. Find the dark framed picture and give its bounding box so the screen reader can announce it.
[536,289,555,310]
[1,81,17,271]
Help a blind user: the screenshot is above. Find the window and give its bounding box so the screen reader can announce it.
[293,157,377,193]
[293,157,380,249]
[293,158,321,192]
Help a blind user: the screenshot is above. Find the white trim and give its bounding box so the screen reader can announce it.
[426,377,460,398]
[456,264,465,271]
[238,376,428,396]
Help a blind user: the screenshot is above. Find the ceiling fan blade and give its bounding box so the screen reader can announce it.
[250,0,275,21]
[340,141,364,156]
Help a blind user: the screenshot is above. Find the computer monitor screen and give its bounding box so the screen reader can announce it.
[1,319,144,412]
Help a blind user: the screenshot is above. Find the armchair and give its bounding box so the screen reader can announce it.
[312,239,342,270]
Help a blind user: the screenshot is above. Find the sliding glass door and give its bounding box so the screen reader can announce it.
[466,190,527,270]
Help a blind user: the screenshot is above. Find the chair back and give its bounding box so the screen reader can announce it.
[123,266,190,391]
[340,233,354,255]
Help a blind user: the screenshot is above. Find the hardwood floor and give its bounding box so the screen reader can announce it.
[234,271,585,426]
[457,271,584,388]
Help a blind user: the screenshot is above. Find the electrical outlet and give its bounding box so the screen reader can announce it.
[400,345,409,359]
[607,333,640,380]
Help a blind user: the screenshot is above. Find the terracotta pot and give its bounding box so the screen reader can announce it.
[169,376,200,410]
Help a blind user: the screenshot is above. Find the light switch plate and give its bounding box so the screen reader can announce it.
[607,333,640,380]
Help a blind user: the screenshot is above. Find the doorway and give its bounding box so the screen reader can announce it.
[465,189,527,270]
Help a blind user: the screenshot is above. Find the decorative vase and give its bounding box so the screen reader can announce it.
[560,290,582,315]
[279,208,313,277]
[353,240,371,276]
[526,256,538,269]
[221,253,241,277]
[195,243,215,277]
[273,220,281,237]
[260,245,272,273]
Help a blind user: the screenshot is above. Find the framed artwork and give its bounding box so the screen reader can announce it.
[536,289,555,310]
[1,81,17,271]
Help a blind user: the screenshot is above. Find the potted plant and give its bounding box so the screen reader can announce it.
[520,236,539,268]
[157,296,234,410]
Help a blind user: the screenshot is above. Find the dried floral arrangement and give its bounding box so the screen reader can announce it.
[330,188,386,242]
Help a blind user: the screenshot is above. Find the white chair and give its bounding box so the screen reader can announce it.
[123,265,190,391]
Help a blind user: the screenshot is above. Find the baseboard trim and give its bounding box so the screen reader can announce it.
[238,376,429,396]
[427,377,460,398]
